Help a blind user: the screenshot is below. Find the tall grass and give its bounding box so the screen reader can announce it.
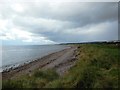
[45,44,119,88]
[3,69,59,88]
[2,44,119,88]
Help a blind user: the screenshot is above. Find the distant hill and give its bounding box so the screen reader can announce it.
[60,40,120,45]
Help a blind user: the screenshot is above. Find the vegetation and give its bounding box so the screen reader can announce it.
[3,44,119,88]
[3,69,59,88]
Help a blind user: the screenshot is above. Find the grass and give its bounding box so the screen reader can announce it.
[3,69,59,88]
[2,44,119,88]
[45,44,119,88]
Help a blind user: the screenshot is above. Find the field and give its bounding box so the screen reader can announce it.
[2,44,119,88]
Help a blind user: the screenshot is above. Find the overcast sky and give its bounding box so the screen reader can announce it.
[0,0,118,45]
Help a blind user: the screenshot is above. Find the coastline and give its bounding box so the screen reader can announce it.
[1,45,70,72]
[2,45,78,80]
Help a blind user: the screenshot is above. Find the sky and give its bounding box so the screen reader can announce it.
[0,0,118,45]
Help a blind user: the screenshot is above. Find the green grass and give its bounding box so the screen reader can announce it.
[2,44,119,88]
[45,44,119,88]
[3,69,59,88]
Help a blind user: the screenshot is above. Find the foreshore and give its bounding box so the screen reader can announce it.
[2,45,78,80]
[2,44,119,88]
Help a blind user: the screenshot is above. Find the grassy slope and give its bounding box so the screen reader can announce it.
[3,44,119,88]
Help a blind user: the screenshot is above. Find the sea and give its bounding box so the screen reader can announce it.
[0,45,69,72]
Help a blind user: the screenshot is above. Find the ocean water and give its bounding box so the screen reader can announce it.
[0,45,69,72]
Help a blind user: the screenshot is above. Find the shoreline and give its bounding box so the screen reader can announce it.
[1,45,71,72]
[2,45,78,80]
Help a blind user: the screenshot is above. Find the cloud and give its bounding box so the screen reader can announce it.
[0,1,118,45]
[40,21,118,43]
[0,21,55,44]
[16,2,117,26]
[0,28,55,44]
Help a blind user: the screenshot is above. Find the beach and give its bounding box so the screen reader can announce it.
[2,46,78,80]
[2,44,119,88]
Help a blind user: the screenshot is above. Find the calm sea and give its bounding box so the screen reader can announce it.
[0,45,69,72]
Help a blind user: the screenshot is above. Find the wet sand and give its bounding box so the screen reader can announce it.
[2,46,78,80]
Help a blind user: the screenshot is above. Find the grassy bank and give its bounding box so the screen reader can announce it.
[3,44,119,88]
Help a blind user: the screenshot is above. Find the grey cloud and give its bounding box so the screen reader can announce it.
[10,2,118,31]
[19,2,118,27]
[45,21,118,43]
[12,16,79,34]
[0,2,118,44]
